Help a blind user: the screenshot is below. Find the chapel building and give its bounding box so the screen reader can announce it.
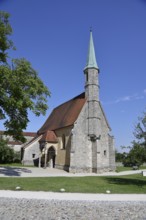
[22,31,116,173]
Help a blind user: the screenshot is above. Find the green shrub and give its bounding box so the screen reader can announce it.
[13,151,21,163]
[0,139,15,163]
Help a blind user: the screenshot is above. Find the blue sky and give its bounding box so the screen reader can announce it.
[0,0,146,151]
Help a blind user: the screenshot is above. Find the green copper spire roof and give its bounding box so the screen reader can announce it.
[84,31,99,71]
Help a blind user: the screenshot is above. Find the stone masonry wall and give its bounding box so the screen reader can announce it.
[69,104,92,173]
[22,136,41,166]
[70,102,115,173]
[55,127,72,171]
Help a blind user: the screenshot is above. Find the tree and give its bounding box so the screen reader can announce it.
[0,11,50,142]
[123,141,146,167]
[115,150,127,162]
[0,11,14,63]
[0,138,14,163]
[0,136,21,163]
[122,110,146,167]
[134,111,146,146]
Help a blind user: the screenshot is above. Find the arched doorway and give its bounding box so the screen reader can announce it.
[47,146,56,168]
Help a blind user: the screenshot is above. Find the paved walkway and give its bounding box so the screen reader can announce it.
[0,190,146,201]
[0,166,145,177]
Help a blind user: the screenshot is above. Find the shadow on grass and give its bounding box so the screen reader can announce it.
[104,176,146,187]
[0,166,32,177]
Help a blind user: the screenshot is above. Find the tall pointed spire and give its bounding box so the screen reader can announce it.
[84,30,99,71]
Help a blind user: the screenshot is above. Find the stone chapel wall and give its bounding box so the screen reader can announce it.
[69,103,92,173]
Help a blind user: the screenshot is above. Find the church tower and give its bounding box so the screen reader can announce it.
[84,31,102,172]
[84,31,101,141]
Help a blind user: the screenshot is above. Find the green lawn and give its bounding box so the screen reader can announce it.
[0,163,34,168]
[0,174,146,193]
[116,166,146,172]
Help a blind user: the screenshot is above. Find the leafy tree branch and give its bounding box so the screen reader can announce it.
[0,11,50,142]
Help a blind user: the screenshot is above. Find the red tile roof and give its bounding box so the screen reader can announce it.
[39,130,58,143]
[38,93,86,134]
[0,131,36,137]
[22,132,37,137]
[8,141,22,145]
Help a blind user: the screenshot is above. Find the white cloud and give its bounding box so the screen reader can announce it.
[144,89,146,94]
[115,94,144,103]
[135,95,144,100]
[115,96,131,103]
[102,91,145,105]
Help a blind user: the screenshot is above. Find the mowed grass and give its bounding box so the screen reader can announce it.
[116,166,146,172]
[0,174,146,193]
[0,163,34,168]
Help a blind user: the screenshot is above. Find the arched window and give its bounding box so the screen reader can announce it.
[86,72,88,82]
[62,134,66,149]
[104,150,107,156]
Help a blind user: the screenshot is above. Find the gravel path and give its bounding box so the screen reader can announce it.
[0,191,146,219]
[0,197,146,220]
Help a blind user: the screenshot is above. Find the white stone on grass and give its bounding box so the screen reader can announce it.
[15,186,21,190]
[60,188,65,192]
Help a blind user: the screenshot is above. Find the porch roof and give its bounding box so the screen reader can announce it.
[39,130,58,143]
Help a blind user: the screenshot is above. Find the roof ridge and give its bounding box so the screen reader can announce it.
[53,92,85,110]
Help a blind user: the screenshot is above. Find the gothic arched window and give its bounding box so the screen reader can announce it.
[62,134,66,149]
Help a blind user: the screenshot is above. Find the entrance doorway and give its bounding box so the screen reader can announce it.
[47,146,56,168]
